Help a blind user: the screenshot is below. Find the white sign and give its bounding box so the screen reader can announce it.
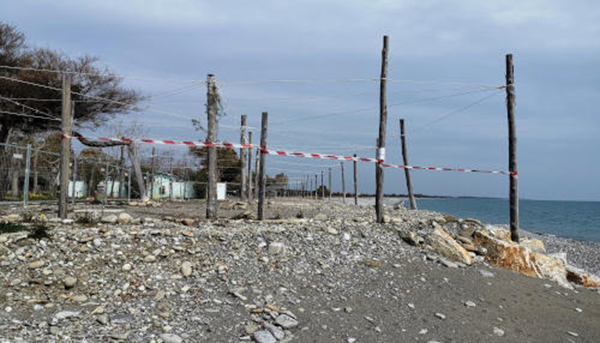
[217,183,227,200]
[12,153,23,159]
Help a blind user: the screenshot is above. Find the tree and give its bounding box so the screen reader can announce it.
[188,146,242,197]
[0,23,142,143]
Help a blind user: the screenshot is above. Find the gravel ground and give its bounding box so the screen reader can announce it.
[1,198,599,343]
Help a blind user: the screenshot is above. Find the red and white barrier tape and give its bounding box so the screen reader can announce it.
[63,134,516,177]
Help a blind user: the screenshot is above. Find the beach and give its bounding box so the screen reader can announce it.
[1,198,599,342]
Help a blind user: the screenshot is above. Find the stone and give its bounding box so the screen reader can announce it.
[566,264,600,288]
[275,314,299,329]
[435,313,446,319]
[478,269,495,278]
[53,311,80,322]
[268,242,286,255]
[399,230,424,246]
[383,215,391,223]
[181,261,193,277]
[313,213,328,221]
[63,276,77,288]
[101,215,118,224]
[325,227,338,235]
[159,333,182,343]
[28,260,45,269]
[144,255,156,262]
[439,257,458,268]
[493,327,505,337]
[73,295,88,302]
[122,263,132,272]
[245,323,259,335]
[62,219,74,224]
[254,330,277,343]
[181,218,195,226]
[2,214,23,222]
[487,226,511,241]
[426,227,472,265]
[520,238,546,253]
[264,322,285,340]
[473,230,572,288]
[117,212,133,224]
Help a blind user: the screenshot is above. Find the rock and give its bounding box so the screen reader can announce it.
[313,213,328,221]
[426,227,472,265]
[478,269,495,278]
[245,323,259,335]
[254,330,277,343]
[63,276,78,288]
[268,242,286,255]
[28,260,45,269]
[487,226,511,241]
[435,313,446,319]
[383,215,391,223]
[399,230,424,246]
[159,333,182,343]
[2,214,23,222]
[566,264,600,288]
[101,215,118,224]
[520,238,546,253]
[122,263,132,271]
[117,212,133,224]
[62,219,74,224]
[264,322,285,340]
[464,301,476,307]
[180,218,195,226]
[52,311,80,323]
[181,261,193,277]
[439,257,458,269]
[73,295,88,302]
[144,255,156,262]
[325,227,338,235]
[275,314,299,329]
[493,327,505,337]
[473,230,572,288]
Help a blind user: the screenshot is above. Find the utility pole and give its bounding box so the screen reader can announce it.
[400,119,417,210]
[321,171,325,199]
[353,154,358,205]
[240,115,247,202]
[58,74,72,219]
[328,167,332,201]
[341,162,346,204]
[206,74,218,219]
[375,35,389,223]
[257,112,268,220]
[71,154,77,206]
[314,174,318,200]
[506,54,519,243]
[247,131,253,200]
[169,156,174,201]
[254,142,260,201]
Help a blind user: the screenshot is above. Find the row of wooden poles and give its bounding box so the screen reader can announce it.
[56,35,519,243]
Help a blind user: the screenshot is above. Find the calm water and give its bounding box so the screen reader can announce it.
[387,198,600,243]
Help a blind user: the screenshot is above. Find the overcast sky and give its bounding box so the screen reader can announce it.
[2,0,599,201]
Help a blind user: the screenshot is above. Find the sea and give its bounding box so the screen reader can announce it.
[382,198,600,243]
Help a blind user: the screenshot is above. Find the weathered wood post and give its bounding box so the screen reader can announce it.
[341,162,346,204]
[58,74,72,218]
[328,167,332,201]
[206,74,218,218]
[353,154,358,205]
[506,54,519,243]
[127,167,131,203]
[320,171,325,199]
[240,115,247,202]
[103,161,109,205]
[253,142,260,201]
[375,35,389,223]
[71,153,77,206]
[247,131,253,200]
[23,144,31,206]
[314,174,318,200]
[150,146,156,201]
[400,119,417,210]
[257,112,268,220]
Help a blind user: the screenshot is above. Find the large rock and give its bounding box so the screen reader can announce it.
[399,230,424,246]
[117,212,133,224]
[566,265,600,288]
[2,214,23,222]
[313,213,328,221]
[520,238,546,253]
[473,230,572,288]
[426,227,472,265]
[101,215,118,224]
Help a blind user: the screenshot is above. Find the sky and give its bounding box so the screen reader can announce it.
[2,0,599,201]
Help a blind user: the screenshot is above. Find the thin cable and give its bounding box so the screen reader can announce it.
[0,110,62,122]
[0,96,60,121]
[412,90,504,133]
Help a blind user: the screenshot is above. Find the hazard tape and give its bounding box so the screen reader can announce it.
[63,134,516,177]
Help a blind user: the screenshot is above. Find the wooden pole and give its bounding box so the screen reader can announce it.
[127,167,131,202]
[150,146,156,200]
[206,74,218,219]
[253,144,260,201]
[375,35,389,223]
[71,154,77,206]
[400,119,417,210]
[328,167,332,201]
[58,74,72,218]
[321,171,325,199]
[169,156,174,201]
[314,174,317,200]
[240,115,247,202]
[247,131,253,200]
[257,112,268,220]
[353,154,358,205]
[103,161,109,205]
[341,162,346,204]
[506,54,519,243]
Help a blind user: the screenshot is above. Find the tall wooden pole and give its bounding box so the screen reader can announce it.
[247,131,253,200]
[58,74,72,218]
[321,171,325,199]
[328,167,332,201]
[400,119,417,210]
[150,146,156,200]
[71,154,77,206]
[206,74,218,219]
[375,35,389,223]
[314,174,317,200]
[341,162,346,204]
[257,112,268,220]
[253,141,260,201]
[506,54,519,243]
[240,115,247,202]
[353,153,358,205]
